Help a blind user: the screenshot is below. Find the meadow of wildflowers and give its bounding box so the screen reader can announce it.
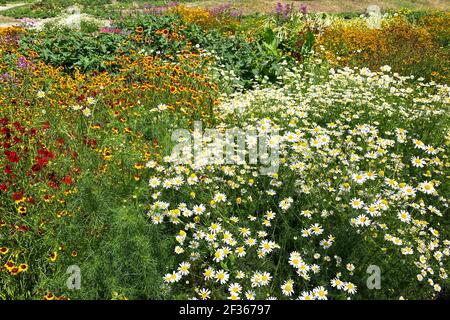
[0,1,449,301]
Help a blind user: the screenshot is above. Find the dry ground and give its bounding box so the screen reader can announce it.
[186,0,450,13]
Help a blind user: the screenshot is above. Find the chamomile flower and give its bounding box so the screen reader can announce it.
[203,267,215,280]
[228,283,242,294]
[214,192,227,203]
[281,279,295,296]
[418,181,435,194]
[215,270,230,284]
[178,262,190,276]
[344,282,357,294]
[164,271,181,283]
[313,286,328,300]
[411,156,426,168]
[350,198,364,209]
[331,277,344,290]
[198,288,211,300]
[352,173,367,184]
[279,197,293,210]
[82,107,92,117]
[397,210,411,223]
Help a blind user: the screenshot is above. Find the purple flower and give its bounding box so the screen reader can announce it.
[208,3,242,17]
[209,3,231,16]
[99,27,130,35]
[229,9,241,17]
[143,1,178,15]
[19,17,38,28]
[275,2,293,18]
[17,56,29,69]
[0,73,12,82]
[299,3,308,14]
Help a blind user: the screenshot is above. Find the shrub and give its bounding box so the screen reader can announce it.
[314,15,449,83]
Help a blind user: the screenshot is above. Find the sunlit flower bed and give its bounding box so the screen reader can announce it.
[0,5,449,300]
[148,65,450,300]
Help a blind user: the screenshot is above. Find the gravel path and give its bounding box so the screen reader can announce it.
[0,2,27,27]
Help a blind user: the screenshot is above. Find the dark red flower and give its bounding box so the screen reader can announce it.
[4,165,13,174]
[13,191,24,202]
[13,122,24,132]
[0,127,11,136]
[16,225,30,232]
[48,180,59,189]
[37,157,48,167]
[37,148,55,159]
[5,150,20,163]
[0,183,8,192]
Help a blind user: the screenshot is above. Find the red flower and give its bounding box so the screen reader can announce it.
[13,122,24,132]
[4,165,13,175]
[1,127,11,136]
[37,148,55,159]
[62,175,73,185]
[37,157,48,167]
[48,181,59,189]
[0,183,8,192]
[13,191,24,202]
[5,150,20,163]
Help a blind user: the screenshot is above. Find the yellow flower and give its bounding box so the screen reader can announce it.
[50,251,58,262]
[17,206,27,215]
[18,263,29,272]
